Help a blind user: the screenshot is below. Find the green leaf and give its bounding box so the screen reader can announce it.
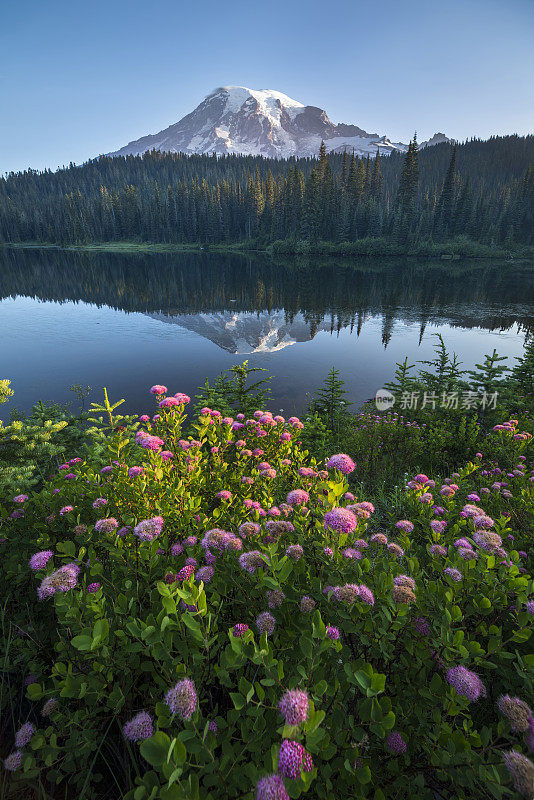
[71,634,92,651]
[140,732,172,767]
[230,693,245,710]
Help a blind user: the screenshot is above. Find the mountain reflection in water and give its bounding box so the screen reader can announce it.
[1,248,533,412]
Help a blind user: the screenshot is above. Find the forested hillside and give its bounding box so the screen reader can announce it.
[1,135,532,249]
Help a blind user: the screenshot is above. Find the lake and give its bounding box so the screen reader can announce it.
[1,247,533,416]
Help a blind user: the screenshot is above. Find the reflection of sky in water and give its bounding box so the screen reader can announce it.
[1,294,529,415]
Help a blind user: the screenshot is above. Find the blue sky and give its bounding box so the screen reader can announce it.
[1,0,533,174]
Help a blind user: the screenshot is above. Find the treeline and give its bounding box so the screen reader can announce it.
[0,134,533,248]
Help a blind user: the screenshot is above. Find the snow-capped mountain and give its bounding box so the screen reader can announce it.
[147,310,330,354]
[110,86,451,159]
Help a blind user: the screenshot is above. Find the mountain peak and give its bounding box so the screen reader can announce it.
[110,87,451,160]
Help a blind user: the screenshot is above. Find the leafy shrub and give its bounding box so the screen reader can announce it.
[1,389,534,800]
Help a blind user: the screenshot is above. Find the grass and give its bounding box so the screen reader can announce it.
[3,238,534,259]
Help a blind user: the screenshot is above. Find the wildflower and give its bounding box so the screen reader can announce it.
[195,566,214,583]
[232,623,249,638]
[326,626,340,640]
[326,454,355,474]
[29,550,53,570]
[342,547,362,560]
[38,563,79,599]
[3,752,22,772]
[286,544,304,561]
[128,466,144,478]
[414,473,429,484]
[216,490,232,501]
[59,506,73,515]
[92,498,108,509]
[41,698,58,717]
[239,551,267,574]
[15,723,34,748]
[94,518,118,533]
[498,696,533,732]
[13,494,28,503]
[458,547,477,561]
[446,666,486,701]
[74,524,87,535]
[386,731,407,754]
[171,542,184,556]
[358,585,375,605]
[267,590,285,609]
[370,533,388,545]
[239,522,260,538]
[323,546,334,556]
[454,538,471,548]
[387,543,404,558]
[473,531,502,552]
[177,565,195,582]
[184,536,197,547]
[430,544,447,556]
[165,679,197,720]
[324,507,357,533]
[150,385,167,395]
[134,516,164,541]
[300,596,316,613]
[256,611,276,636]
[87,583,101,593]
[279,689,309,725]
[266,520,294,536]
[117,526,130,537]
[123,711,154,741]
[393,585,416,604]
[396,520,414,533]
[334,584,360,604]
[502,750,534,798]
[286,489,309,506]
[444,567,462,582]
[394,575,415,589]
[462,503,485,518]
[256,775,289,800]
[174,392,190,405]
[201,529,230,552]
[278,739,313,779]
[527,601,534,616]
[430,520,447,535]
[474,514,494,528]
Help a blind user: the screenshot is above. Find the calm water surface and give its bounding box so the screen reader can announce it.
[1,248,533,415]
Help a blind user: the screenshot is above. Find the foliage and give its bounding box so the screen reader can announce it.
[194,362,272,417]
[1,387,533,800]
[308,367,351,432]
[1,136,534,249]
[0,379,14,405]
[0,398,89,498]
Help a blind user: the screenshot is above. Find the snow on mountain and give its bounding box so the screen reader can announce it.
[147,310,329,354]
[110,86,451,160]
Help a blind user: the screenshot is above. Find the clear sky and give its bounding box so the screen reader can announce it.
[1,0,533,174]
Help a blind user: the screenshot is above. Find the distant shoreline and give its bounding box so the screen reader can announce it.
[2,239,534,261]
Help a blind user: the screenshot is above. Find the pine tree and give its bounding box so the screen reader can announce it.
[435,144,458,237]
[397,134,419,212]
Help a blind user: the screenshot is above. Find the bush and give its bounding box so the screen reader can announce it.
[1,390,534,800]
